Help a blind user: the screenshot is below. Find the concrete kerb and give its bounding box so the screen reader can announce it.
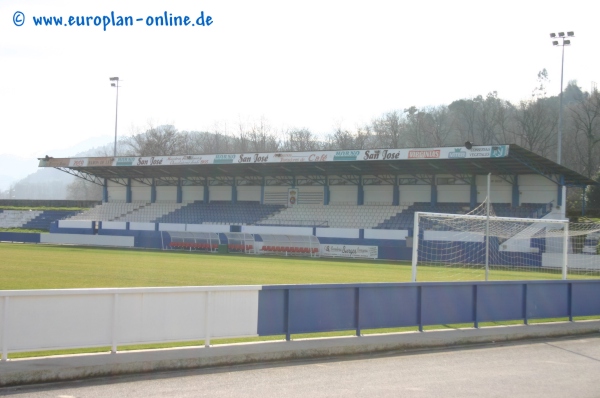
[1,320,600,387]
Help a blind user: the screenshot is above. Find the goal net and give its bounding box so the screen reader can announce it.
[411,206,600,282]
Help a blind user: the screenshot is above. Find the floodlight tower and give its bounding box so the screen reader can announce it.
[110,77,120,157]
[549,31,574,165]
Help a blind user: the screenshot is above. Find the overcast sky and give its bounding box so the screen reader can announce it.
[0,0,598,185]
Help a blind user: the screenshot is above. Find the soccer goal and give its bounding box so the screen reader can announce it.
[411,211,600,282]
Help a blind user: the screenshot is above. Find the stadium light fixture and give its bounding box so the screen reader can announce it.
[549,31,574,165]
[109,77,120,157]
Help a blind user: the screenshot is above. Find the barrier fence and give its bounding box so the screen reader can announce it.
[1,280,600,360]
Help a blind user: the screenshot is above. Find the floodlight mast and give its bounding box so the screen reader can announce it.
[110,77,120,157]
[549,31,574,165]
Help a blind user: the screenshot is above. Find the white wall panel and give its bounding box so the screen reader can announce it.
[131,187,151,202]
[101,221,127,230]
[186,224,230,233]
[364,186,393,205]
[129,222,156,231]
[182,186,204,203]
[209,186,232,202]
[0,287,261,353]
[40,234,134,247]
[329,186,358,205]
[237,186,261,202]
[263,186,289,205]
[437,185,470,203]
[364,229,408,240]
[315,228,360,238]
[400,185,430,204]
[242,226,313,236]
[159,223,186,232]
[58,220,92,229]
[156,186,177,202]
[108,187,126,202]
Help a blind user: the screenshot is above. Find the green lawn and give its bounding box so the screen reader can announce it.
[1,242,598,359]
[0,242,592,290]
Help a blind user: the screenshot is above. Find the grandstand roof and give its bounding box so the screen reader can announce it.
[39,144,595,187]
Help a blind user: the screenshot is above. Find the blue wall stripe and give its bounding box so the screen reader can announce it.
[257,280,600,337]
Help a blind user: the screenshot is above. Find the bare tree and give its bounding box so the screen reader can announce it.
[568,90,600,178]
[372,110,404,148]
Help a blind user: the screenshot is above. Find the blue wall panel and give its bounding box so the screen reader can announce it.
[289,287,356,333]
[359,286,419,329]
[257,289,287,335]
[477,284,524,322]
[526,283,569,319]
[421,284,474,325]
[0,232,41,243]
[572,282,600,316]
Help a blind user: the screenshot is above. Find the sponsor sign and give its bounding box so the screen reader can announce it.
[116,157,136,166]
[408,149,440,159]
[68,158,88,167]
[214,154,236,164]
[39,145,511,169]
[333,150,360,161]
[87,157,114,167]
[320,244,378,259]
[447,148,467,159]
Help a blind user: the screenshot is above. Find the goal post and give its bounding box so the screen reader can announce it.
[411,211,600,282]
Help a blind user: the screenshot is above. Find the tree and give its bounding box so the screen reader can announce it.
[124,124,186,156]
[66,178,103,201]
[372,111,404,148]
[586,172,600,215]
[568,90,600,178]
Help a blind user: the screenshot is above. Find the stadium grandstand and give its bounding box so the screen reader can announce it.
[32,143,597,262]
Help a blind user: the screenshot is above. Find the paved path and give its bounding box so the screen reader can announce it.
[2,336,600,397]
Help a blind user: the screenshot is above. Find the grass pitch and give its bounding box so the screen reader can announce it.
[0,242,580,290]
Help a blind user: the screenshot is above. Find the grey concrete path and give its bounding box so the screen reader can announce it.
[1,321,599,388]
[2,335,600,397]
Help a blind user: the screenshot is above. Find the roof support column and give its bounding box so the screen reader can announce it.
[151,178,156,203]
[324,177,330,206]
[430,176,437,207]
[557,175,564,208]
[357,176,364,205]
[393,175,399,206]
[126,178,132,203]
[512,175,519,207]
[232,177,237,204]
[260,177,265,205]
[103,178,108,203]
[203,180,209,203]
[470,175,477,209]
[177,178,182,204]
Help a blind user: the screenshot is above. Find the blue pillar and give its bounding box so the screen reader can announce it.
[557,175,564,207]
[292,176,296,188]
[103,178,108,203]
[470,175,477,209]
[126,178,132,203]
[512,175,519,207]
[151,178,156,203]
[324,180,330,205]
[357,176,364,205]
[430,177,437,207]
[177,178,182,204]
[393,176,399,206]
[232,178,237,203]
[260,177,265,204]
[203,182,209,203]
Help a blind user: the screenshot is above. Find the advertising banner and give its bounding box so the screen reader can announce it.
[320,244,378,259]
[41,145,510,169]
